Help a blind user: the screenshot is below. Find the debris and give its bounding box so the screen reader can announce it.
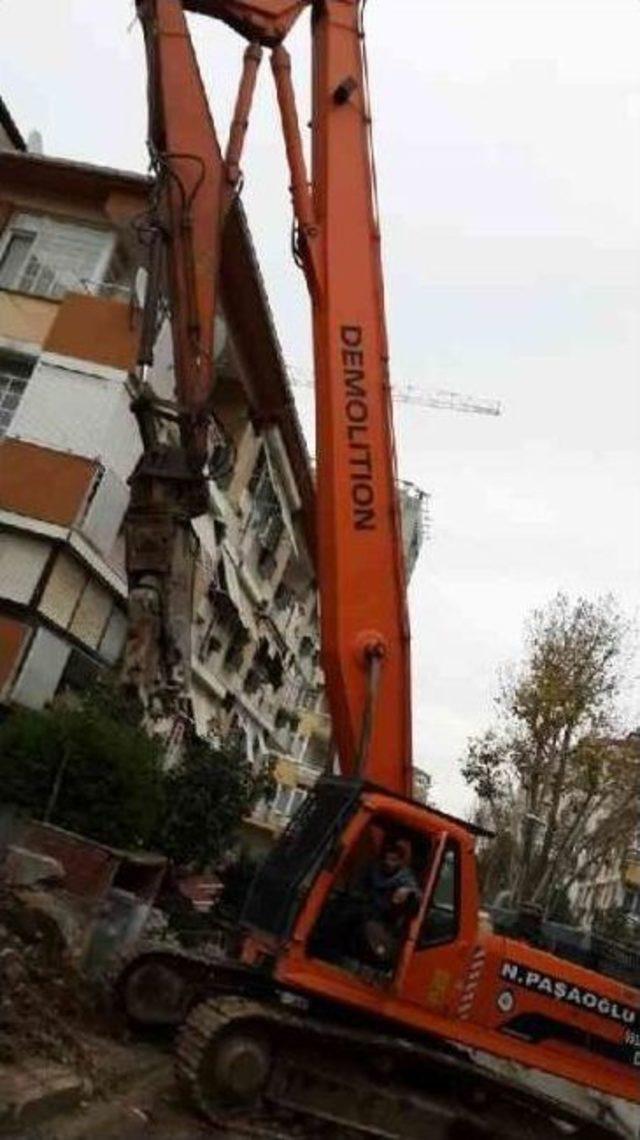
[3,847,65,890]
[0,879,97,1080]
[0,1060,87,1132]
[129,1105,150,1123]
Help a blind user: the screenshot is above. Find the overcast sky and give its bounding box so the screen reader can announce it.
[2,0,639,813]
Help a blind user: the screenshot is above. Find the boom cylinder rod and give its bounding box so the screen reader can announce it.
[271,46,316,237]
[225,42,263,190]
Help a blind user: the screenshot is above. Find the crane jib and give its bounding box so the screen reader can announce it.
[341,325,376,532]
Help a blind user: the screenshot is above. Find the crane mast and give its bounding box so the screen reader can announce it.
[131,0,412,794]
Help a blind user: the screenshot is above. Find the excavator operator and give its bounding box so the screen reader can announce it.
[311,836,421,972]
[361,838,420,925]
[346,836,421,968]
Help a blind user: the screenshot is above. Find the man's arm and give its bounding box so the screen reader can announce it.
[391,867,419,907]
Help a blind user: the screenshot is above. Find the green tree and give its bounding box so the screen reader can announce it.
[152,737,274,870]
[0,676,275,866]
[461,593,638,917]
[0,690,164,849]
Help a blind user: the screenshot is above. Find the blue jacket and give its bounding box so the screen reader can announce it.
[363,862,418,920]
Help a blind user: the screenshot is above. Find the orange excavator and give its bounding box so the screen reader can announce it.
[118,2,640,1136]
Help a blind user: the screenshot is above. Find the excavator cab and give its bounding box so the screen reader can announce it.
[240,775,477,1012]
[238,779,640,1121]
[241,777,365,948]
[307,817,429,974]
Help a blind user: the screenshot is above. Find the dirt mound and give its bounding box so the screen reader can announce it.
[0,881,101,1079]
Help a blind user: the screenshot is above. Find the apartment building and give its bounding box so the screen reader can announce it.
[0,110,427,849]
[569,733,640,935]
[571,825,640,934]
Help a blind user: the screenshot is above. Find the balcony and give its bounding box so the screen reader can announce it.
[297,707,331,741]
[0,290,59,347]
[43,292,140,373]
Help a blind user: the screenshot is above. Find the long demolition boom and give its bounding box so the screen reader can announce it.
[131,0,412,796]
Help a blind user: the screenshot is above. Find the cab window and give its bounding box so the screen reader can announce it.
[308,820,431,977]
[417,843,459,948]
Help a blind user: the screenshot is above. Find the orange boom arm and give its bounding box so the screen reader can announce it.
[304,1,412,794]
[139,0,412,795]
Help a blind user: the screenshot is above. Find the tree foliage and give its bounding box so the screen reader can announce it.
[151,737,274,871]
[0,685,164,848]
[461,593,639,918]
[0,676,274,866]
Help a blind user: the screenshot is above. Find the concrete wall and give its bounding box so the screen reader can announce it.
[0,293,58,347]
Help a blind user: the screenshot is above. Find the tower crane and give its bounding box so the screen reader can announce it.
[287,368,503,416]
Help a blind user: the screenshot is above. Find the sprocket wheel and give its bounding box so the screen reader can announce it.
[120,955,193,1028]
[177,996,273,1119]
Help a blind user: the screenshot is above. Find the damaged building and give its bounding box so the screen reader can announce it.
[0,105,428,845]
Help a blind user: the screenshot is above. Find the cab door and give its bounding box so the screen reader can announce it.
[396,836,473,1018]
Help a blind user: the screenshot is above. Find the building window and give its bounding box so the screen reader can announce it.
[0,230,36,288]
[623,889,640,917]
[304,732,329,769]
[244,667,261,695]
[56,646,101,697]
[279,673,303,708]
[274,582,292,612]
[0,212,114,299]
[258,513,284,555]
[247,448,284,551]
[257,546,278,580]
[272,783,307,821]
[0,351,34,437]
[250,638,284,690]
[299,635,314,658]
[222,620,249,671]
[299,686,319,711]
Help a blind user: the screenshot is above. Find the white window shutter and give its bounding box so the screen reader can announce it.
[0,213,114,298]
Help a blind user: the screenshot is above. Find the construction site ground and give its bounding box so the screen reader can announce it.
[0,880,341,1139]
[1,881,637,1140]
[0,1034,346,1140]
[0,880,180,1139]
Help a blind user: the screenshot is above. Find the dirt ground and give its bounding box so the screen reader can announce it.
[0,884,323,1140]
[21,1060,291,1140]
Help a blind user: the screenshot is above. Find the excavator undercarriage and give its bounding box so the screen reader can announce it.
[115,952,626,1139]
[113,777,639,1138]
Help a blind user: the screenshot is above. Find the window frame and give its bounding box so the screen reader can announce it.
[0,229,37,290]
[272,783,308,822]
[416,840,461,951]
[0,349,36,438]
[0,211,115,299]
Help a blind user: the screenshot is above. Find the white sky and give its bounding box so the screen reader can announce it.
[2,0,639,814]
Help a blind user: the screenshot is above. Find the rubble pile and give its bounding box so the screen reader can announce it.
[0,880,97,1078]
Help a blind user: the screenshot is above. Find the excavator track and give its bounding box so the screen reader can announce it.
[112,942,243,1029]
[176,994,622,1140]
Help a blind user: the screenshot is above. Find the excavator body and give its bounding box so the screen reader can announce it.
[239,777,640,1108]
[116,1,640,1135]
[120,774,640,1134]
